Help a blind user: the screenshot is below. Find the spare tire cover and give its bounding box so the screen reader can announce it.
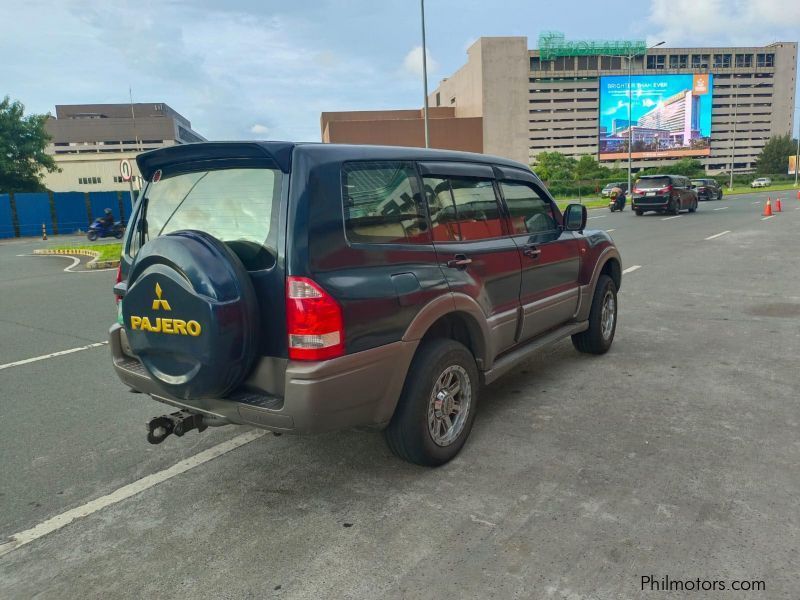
[121,230,259,400]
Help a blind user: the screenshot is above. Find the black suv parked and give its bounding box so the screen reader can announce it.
[631,175,699,216]
[111,142,621,465]
[691,178,723,201]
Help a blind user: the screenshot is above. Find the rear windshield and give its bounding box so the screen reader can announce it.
[691,180,707,186]
[637,177,670,188]
[130,166,282,268]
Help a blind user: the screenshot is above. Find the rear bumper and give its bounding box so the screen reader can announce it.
[631,198,669,211]
[110,324,416,434]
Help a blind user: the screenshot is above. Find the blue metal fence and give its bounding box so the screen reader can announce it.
[14,192,52,238]
[53,192,88,235]
[0,194,14,238]
[0,190,139,239]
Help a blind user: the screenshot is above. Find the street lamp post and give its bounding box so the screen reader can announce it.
[420,0,430,148]
[624,41,664,194]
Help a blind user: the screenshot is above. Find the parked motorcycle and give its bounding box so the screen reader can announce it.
[87,218,124,241]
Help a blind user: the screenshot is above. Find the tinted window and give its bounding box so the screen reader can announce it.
[134,166,282,268]
[500,181,558,236]
[342,161,427,244]
[423,176,503,241]
[637,177,670,189]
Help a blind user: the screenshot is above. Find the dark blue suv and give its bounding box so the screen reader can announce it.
[111,142,622,465]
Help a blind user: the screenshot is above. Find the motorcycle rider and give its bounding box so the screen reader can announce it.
[100,208,114,229]
[609,186,626,212]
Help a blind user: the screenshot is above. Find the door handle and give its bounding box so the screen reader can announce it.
[523,244,541,259]
[446,254,472,269]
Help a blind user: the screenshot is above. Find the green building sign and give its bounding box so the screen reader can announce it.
[538,31,647,60]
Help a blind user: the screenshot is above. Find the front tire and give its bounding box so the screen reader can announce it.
[572,274,617,355]
[87,230,98,241]
[384,339,479,466]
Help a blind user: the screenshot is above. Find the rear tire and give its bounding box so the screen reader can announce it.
[572,274,617,355]
[671,198,680,215]
[688,199,697,213]
[635,210,643,216]
[384,339,479,466]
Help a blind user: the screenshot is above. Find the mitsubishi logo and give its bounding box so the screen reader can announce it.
[151,283,172,311]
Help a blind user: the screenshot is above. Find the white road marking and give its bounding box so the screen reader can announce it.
[622,265,642,274]
[587,215,606,220]
[606,229,616,233]
[0,430,266,557]
[470,515,497,527]
[713,207,729,211]
[17,253,117,273]
[751,201,761,205]
[761,216,774,221]
[0,342,108,371]
[661,215,682,221]
[705,230,731,240]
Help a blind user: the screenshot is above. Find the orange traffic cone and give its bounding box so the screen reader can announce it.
[775,198,782,212]
[41,223,48,240]
[763,199,773,217]
[797,190,800,200]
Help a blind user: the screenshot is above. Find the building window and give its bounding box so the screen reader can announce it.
[553,56,575,70]
[735,53,753,68]
[450,96,456,105]
[576,56,596,70]
[435,92,440,107]
[691,54,710,69]
[669,54,688,69]
[713,54,731,68]
[530,56,541,71]
[600,56,622,70]
[756,53,774,67]
[646,55,665,69]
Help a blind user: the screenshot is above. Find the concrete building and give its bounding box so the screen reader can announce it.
[320,108,483,155]
[323,36,797,174]
[44,103,205,192]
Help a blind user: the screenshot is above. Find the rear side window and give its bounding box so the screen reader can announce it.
[342,161,428,244]
[423,176,504,241]
[500,181,558,236]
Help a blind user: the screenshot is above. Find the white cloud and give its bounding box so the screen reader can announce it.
[250,124,270,135]
[402,46,438,78]
[646,0,800,46]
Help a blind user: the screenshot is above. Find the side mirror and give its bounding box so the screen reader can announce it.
[563,203,587,232]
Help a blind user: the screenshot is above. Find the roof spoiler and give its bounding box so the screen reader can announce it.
[136,141,294,179]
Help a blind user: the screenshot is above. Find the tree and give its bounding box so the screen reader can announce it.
[0,96,58,192]
[754,134,797,175]
[532,151,577,182]
[667,158,704,177]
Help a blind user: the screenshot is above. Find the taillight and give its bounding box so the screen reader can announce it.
[633,188,642,194]
[286,276,345,361]
[658,185,673,194]
[114,264,122,305]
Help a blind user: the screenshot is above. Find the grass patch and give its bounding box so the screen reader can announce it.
[555,198,609,210]
[724,183,799,197]
[49,242,122,262]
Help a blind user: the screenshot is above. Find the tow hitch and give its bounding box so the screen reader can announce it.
[146,410,207,444]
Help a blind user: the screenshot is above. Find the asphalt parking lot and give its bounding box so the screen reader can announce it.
[1,190,799,599]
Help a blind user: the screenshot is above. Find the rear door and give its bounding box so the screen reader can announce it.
[495,167,581,341]
[418,161,521,356]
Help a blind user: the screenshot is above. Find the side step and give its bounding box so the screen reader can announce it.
[481,321,588,385]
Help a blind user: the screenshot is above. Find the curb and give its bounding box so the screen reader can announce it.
[33,248,120,270]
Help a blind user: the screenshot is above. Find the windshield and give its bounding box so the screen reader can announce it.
[637,177,670,189]
[130,166,282,267]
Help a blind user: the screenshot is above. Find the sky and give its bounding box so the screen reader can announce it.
[2,0,798,142]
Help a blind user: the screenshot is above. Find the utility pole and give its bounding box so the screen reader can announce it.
[420,0,430,148]
[624,41,664,193]
[729,58,738,191]
[794,106,799,187]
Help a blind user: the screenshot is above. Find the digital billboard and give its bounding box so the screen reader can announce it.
[599,74,713,160]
